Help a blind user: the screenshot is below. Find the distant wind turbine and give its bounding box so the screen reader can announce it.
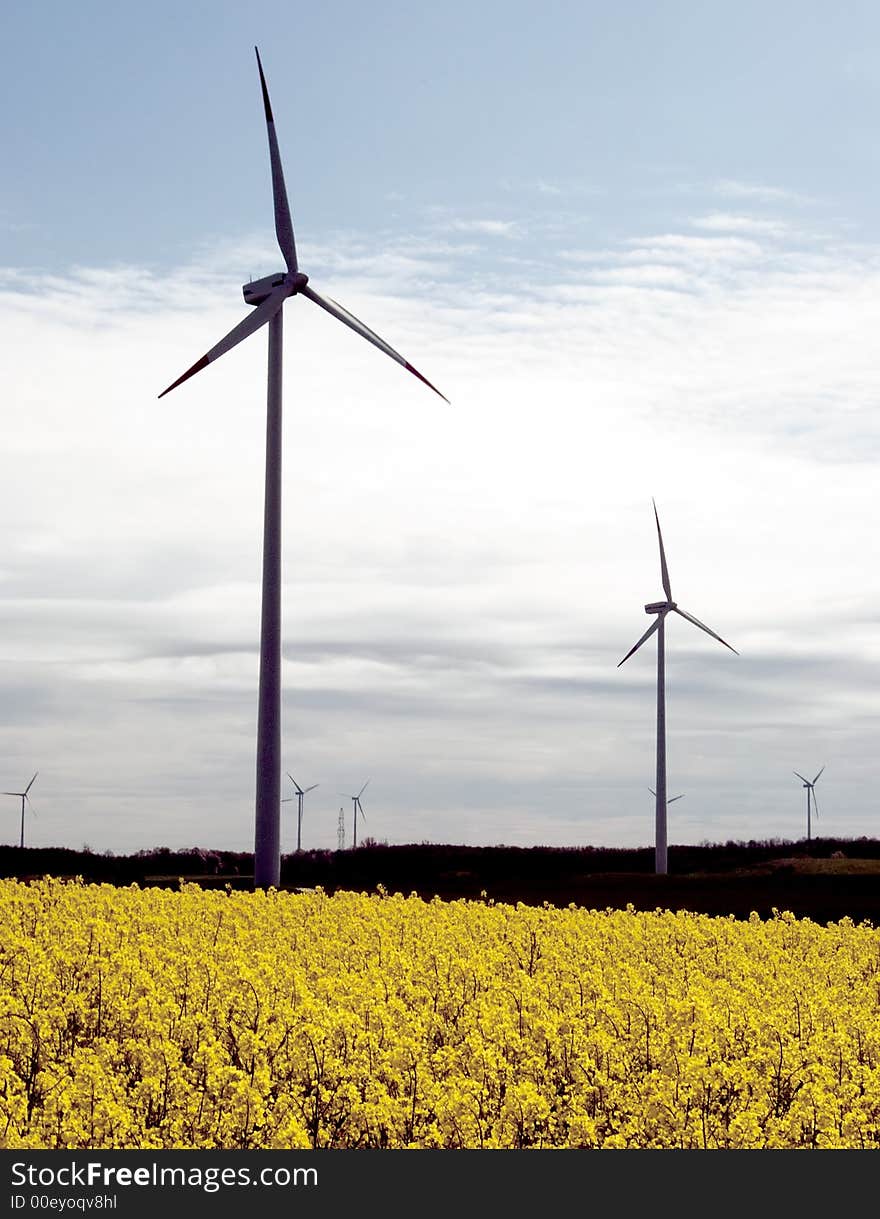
[618,501,738,875]
[3,772,38,848]
[159,48,446,890]
[284,773,318,852]
[794,766,824,844]
[341,781,369,848]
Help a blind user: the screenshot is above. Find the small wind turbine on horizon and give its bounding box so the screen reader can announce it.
[3,772,38,848]
[794,766,824,844]
[341,781,369,849]
[159,48,446,890]
[283,773,318,852]
[618,501,738,875]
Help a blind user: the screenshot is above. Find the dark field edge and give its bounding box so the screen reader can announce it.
[1,837,878,924]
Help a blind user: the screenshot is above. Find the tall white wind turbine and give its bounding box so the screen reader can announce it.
[3,772,38,848]
[159,49,447,889]
[793,766,824,844]
[618,501,738,875]
[285,773,318,852]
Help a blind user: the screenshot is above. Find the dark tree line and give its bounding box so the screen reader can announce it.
[1,836,878,923]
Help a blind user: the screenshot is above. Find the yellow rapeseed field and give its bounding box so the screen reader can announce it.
[0,877,877,1149]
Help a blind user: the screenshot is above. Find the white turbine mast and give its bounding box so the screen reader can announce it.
[618,501,738,875]
[2,772,38,849]
[159,49,446,889]
[793,766,825,844]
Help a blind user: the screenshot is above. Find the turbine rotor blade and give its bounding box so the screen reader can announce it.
[652,499,672,602]
[304,784,319,794]
[673,606,739,655]
[255,47,298,272]
[159,283,289,398]
[301,285,449,402]
[793,771,809,784]
[812,790,820,819]
[287,773,304,794]
[667,794,685,803]
[617,617,661,667]
[25,772,38,794]
[813,765,825,784]
[358,780,370,798]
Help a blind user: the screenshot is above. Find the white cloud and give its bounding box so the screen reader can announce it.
[623,232,765,265]
[3,208,880,855]
[691,213,790,237]
[714,179,807,204]
[444,219,521,238]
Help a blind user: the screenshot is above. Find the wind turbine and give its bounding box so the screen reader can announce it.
[284,773,318,852]
[159,48,446,890]
[794,766,824,844]
[618,501,738,875]
[3,772,38,848]
[341,781,369,848]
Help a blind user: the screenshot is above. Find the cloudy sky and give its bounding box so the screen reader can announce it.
[2,1,880,856]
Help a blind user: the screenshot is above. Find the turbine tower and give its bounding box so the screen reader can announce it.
[794,766,824,844]
[618,501,738,875]
[342,781,369,848]
[285,773,318,852]
[3,772,38,848]
[159,49,446,890]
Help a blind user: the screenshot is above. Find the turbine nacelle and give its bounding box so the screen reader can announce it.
[243,270,309,306]
[644,600,674,615]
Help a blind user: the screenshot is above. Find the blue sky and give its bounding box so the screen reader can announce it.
[8,2,880,269]
[2,2,880,856]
